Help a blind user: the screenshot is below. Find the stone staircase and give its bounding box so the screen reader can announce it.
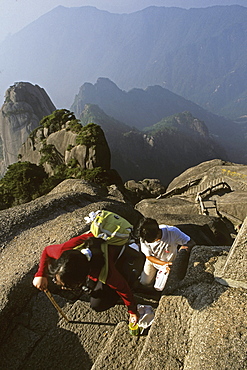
[194,180,230,216]
[198,199,218,216]
[157,177,245,223]
[158,175,247,200]
[157,177,227,200]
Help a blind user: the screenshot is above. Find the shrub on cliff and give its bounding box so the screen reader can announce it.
[40,109,79,134]
[0,161,118,210]
[0,162,63,209]
[0,162,46,208]
[76,122,106,146]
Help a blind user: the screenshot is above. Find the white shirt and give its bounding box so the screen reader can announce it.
[140,224,190,266]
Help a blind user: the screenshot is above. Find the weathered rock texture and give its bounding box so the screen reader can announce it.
[0,82,56,175]
[0,161,246,369]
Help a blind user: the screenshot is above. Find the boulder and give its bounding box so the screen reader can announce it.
[124,178,166,203]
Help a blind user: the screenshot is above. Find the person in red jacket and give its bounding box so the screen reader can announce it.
[33,232,139,324]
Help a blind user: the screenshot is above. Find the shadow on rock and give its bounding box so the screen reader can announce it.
[0,292,93,370]
[162,245,230,311]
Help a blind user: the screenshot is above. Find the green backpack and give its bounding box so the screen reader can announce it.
[90,210,133,246]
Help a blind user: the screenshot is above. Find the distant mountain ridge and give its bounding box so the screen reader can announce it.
[71,78,247,166]
[143,111,209,137]
[79,104,226,184]
[0,5,247,120]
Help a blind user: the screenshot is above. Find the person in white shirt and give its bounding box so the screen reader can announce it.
[138,218,195,287]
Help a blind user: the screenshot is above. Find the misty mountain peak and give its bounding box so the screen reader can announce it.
[95,77,120,90]
[1,5,247,116]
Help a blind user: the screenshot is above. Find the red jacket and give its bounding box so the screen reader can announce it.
[35,233,137,314]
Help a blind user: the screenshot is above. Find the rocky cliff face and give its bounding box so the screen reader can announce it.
[0,82,56,176]
[19,120,111,177]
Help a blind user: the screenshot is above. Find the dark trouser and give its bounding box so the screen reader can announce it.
[90,281,119,312]
[89,245,145,312]
[116,246,146,287]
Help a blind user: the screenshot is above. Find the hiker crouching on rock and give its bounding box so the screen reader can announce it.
[33,233,140,325]
[138,217,195,287]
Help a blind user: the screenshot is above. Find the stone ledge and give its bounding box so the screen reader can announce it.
[214,276,247,290]
[214,216,247,286]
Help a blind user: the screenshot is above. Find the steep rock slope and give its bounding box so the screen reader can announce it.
[0,170,246,369]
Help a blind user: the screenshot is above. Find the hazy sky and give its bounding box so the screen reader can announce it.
[0,0,246,43]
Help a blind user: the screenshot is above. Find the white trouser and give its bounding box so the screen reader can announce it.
[139,259,158,286]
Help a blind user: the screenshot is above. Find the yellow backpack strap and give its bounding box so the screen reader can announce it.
[98,242,109,284]
[73,243,85,251]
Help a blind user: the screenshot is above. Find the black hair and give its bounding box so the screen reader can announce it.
[48,237,105,289]
[48,250,90,289]
[137,217,160,243]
